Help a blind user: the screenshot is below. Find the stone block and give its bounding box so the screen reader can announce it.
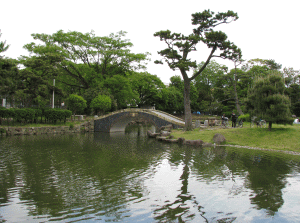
[195,120,201,128]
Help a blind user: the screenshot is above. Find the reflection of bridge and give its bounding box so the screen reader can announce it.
[94,108,185,132]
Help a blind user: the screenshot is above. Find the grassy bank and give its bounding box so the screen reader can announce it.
[171,123,300,152]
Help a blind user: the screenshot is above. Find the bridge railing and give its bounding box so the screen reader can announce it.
[94,108,185,127]
[148,110,185,122]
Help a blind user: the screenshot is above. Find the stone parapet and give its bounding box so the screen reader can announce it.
[0,121,94,136]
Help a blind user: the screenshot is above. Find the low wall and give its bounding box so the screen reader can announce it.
[0,121,94,136]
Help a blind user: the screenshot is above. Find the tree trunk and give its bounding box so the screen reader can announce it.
[183,79,193,131]
[268,121,272,131]
[233,67,243,115]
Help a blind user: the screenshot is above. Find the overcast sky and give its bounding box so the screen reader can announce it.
[1,0,299,83]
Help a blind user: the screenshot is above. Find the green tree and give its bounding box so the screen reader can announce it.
[246,72,293,130]
[156,86,184,114]
[0,30,9,56]
[129,72,165,107]
[90,95,111,115]
[23,30,149,91]
[103,75,139,109]
[0,58,20,106]
[67,94,87,118]
[193,60,227,113]
[154,10,241,130]
[18,56,64,107]
[286,84,300,116]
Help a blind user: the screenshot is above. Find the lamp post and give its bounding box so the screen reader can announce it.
[52,79,55,109]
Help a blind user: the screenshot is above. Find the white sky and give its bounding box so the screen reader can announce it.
[1,0,299,83]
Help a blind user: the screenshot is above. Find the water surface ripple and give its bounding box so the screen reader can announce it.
[0,125,300,222]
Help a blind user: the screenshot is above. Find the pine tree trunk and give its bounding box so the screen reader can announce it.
[234,68,243,115]
[268,121,272,131]
[183,79,193,131]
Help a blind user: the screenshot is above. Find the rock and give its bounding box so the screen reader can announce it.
[213,133,226,144]
[185,139,204,146]
[156,136,167,141]
[177,137,186,145]
[147,130,160,138]
[158,124,173,132]
[195,120,201,128]
[165,139,178,143]
[160,131,171,136]
[204,120,209,126]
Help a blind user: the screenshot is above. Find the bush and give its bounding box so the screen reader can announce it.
[0,128,6,135]
[238,113,250,122]
[67,94,87,116]
[69,123,74,130]
[44,109,72,123]
[90,95,111,115]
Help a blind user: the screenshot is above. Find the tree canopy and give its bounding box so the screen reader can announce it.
[246,72,293,130]
[23,30,150,91]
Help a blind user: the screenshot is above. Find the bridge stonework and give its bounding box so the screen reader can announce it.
[94,109,184,133]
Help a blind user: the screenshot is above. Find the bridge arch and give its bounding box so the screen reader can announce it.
[94,109,185,133]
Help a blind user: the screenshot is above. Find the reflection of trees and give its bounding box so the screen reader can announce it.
[241,153,290,215]
[188,146,293,218]
[0,128,165,221]
[153,146,208,222]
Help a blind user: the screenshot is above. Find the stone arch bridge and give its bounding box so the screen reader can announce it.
[94,108,185,132]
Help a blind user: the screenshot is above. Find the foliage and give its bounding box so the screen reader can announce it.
[67,94,87,115]
[90,95,111,115]
[246,73,293,130]
[0,30,9,56]
[238,113,250,122]
[23,30,150,91]
[130,72,165,107]
[44,109,72,123]
[156,86,184,114]
[0,58,20,101]
[103,75,139,109]
[0,127,5,135]
[69,123,74,129]
[154,9,242,130]
[17,56,65,106]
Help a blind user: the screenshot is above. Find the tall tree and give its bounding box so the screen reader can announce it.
[129,72,165,108]
[23,30,150,91]
[154,10,242,130]
[246,72,293,130]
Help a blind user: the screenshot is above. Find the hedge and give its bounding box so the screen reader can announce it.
[0,108,72,124]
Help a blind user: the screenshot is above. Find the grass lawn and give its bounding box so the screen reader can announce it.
[171,122,300,152]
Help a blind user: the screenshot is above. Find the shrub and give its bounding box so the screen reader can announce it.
[238,113,250,122]
[90,95,111,115]
[69,123,74,130]
[67,94,87,116]
[0,128,6,135]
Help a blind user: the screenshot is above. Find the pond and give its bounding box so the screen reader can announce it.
[0,124,300,222]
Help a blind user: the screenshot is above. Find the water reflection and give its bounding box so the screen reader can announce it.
[0,125,300,222]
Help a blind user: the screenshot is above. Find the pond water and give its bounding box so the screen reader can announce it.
[0,125,300,222]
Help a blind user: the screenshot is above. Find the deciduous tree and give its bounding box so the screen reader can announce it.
[23,30,150,91]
